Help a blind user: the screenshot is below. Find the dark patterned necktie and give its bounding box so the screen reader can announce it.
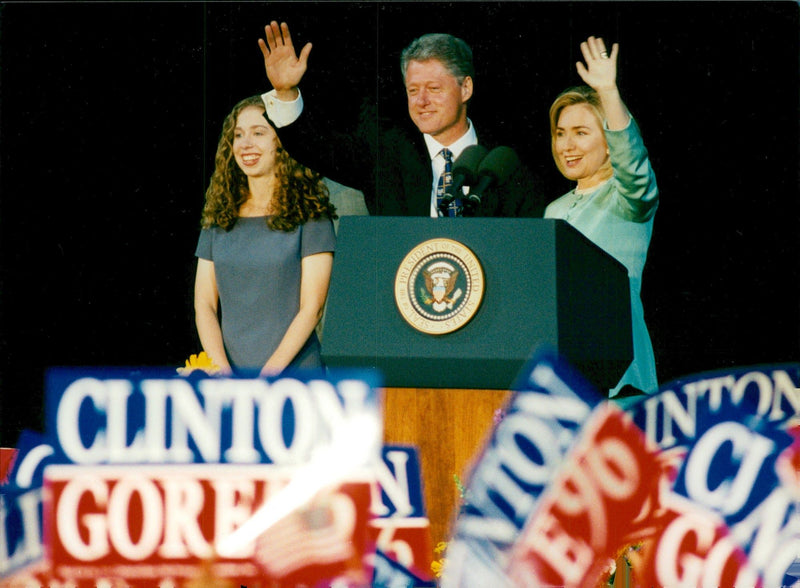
[435,148,460,217]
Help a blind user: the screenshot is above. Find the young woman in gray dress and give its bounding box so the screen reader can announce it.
[194,96,337,376]
[544,37,659,397]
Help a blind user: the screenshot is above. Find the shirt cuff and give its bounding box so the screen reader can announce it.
[261,89,304,128]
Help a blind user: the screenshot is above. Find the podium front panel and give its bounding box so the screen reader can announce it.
[322,217,631,390]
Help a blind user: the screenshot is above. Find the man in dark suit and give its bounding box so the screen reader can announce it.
[258,21,546,218]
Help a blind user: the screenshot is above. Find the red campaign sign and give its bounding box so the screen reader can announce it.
[368,517,435,582]
[42,465,375,587]
[505,403,670,587]
[0,560,53,587]
[626,494,760,588]
[0,449,16,486]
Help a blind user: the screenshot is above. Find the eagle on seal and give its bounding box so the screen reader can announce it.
[423,261,461,312]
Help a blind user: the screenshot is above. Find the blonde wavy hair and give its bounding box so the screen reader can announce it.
[549,86,613,184]
[201,96,336,232]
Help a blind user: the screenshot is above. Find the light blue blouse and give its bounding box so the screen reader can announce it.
[545,117,659,395]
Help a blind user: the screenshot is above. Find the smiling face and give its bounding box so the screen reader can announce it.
[553,103,610,190]
[232,106,279,178]
[405,59,473,146]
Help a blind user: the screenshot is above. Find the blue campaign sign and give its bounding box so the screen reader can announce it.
[629,364,800,451]
[372,550,436,588]
[376,445,426,519]
[0,485,44,578]
[1,431,52,580]
[370,445,436,586]
[6,431,57,490]
[44,367,383,466]
[510,346,606,410]
[671,398,793,527]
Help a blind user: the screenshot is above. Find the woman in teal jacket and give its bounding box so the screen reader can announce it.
[545,36,659,397]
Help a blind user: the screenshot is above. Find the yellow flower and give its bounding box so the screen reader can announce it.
[432,541,449,578]
[178,352,220,376]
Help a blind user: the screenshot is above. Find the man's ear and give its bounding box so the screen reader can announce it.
[461,76,474,103]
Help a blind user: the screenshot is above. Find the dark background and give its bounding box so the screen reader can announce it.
[1,1,798,445]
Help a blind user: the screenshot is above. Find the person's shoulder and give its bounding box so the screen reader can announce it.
[303,215,336,231]
[373,121,426,169]
[379,117,418,144]
[200,222,227,234]
[301,216,336,249]
[544,189,576,211]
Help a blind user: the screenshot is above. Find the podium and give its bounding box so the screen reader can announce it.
[321,217,632,543]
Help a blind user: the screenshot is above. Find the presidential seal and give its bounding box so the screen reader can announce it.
[394,238,485,335]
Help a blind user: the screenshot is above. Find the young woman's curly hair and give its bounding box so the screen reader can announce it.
[201,95,337,232]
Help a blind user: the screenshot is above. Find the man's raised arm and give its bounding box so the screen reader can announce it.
[258,21,311,126]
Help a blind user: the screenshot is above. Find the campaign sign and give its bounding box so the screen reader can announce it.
[374,445,426,519]
[1,432,54,583]
[5,431,55,491]
[443,353,800,587]
[42,464,374,587]
[628,365,800,587]
[505,402,665,587]
[0,450,16,486]
[442,349,604,586]
[631,364,800,452]
[370,445,435,587]
[4,447,435,587]
[0,486,44,580]
[671,396,792,528]
[44,367,382,466]
[626,490,761,588]
[2,367,386,586]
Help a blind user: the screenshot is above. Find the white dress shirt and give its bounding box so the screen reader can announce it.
[423,121,478,217]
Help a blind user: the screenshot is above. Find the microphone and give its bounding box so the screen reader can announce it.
[440,145,489,212]
[465,146,520,206]
[446,144,488,200]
